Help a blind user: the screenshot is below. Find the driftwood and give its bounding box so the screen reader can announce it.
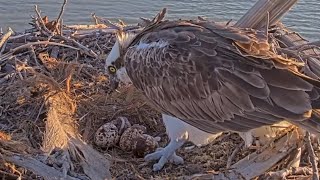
[0,28,13,54]
[1,152,78,180]
[235,0,298,28]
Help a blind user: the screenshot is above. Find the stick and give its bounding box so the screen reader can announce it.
[265,167,313,179]
[0,41,7,55]
[0,41,79,62]
[305,132,319,180]
[235,0,298,28]
[0,73,14,84]
[91,13,99,25]
[287,40,320,50]
[34,5,53,36]
[1,152,79,180]
[55,0,68,34]
[226,142,244,168]
[0,27,13,51]
[55,35,98,58]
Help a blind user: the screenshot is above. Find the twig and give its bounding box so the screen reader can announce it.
[0,169,24,179]
[34,5,53,37]
[91,15,123,30]
[55,35,98,58]
[265,167,313,179]
[60,19,63,35]
[0,41,79,62]
[0,73,14,84]
[0,41,7,55]
[91,13,99,25]
[28,47,41,67]
[305,132,319,180]
[227,142,244,168]
[34,100,46,123]
[0,27,13,51]
[65,64,76,94]
[55,0,68,35]
[286,41,320,50]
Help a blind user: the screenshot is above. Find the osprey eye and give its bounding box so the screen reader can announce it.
[108,66,117,73]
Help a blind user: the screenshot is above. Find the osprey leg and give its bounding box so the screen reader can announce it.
[144,114,221,171]
[144,137,186,171]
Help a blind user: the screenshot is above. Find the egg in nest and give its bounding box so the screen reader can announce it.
[119,124,160,157]
[95,117,160,156]
[94,116,131,148]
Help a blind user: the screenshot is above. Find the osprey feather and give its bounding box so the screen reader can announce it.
[105,8,320,170]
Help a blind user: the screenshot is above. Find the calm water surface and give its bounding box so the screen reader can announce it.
[0,0,319,39]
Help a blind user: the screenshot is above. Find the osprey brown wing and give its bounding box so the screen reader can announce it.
[125,20,320,134]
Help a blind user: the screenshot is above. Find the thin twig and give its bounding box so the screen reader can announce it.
[91,13,99,25]
[65,64,76,94]
[305,132,319,180]
[28,46,41,67]
[60,19,63,35]
[55,0,68,35]
[265,167,313,179]
[286,41,320,51]
[34,5,53,37]
[91,15,122,30]
[55,35,98,58]
[227,142,244,168]
[0,169,24,179]
[0,41,79,62]
[0,73,14,84]
[34,100,46,123]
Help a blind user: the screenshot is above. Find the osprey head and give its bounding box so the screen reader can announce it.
[105,30,136,92]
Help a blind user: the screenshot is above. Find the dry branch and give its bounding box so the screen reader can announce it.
[34,5,53,37]
[0,27,13,52]
[235,0,298,28]
[226,142,244,168]
[305,132,319,180]
[55,0,68,34]
[55,35,98,58]
[0,41,79,63]
[1,150,79,180]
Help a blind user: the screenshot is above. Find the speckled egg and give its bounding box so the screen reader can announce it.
[119,124,146,151]
[132,134,160,157]
[111,116,131,135]
[94,123,120,148]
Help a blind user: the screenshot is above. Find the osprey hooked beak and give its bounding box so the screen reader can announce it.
[109,76,120,92]
[105,32,134,93]
[105,39,121,93]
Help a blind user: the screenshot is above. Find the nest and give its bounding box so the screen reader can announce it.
[1,1,320,180]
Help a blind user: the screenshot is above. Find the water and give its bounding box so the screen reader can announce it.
[0,0,319,39]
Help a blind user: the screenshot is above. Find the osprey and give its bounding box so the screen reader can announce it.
[105,9,320,171]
